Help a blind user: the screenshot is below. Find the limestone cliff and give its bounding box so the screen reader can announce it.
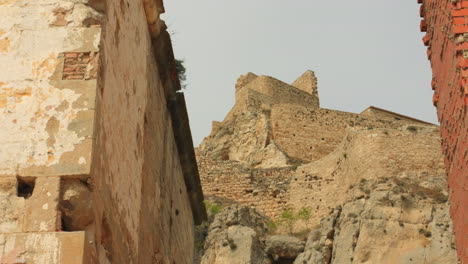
[196,72,458,263]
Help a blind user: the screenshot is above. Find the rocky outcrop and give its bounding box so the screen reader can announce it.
[200,205,311,264]
[296,179,457,264]
[199,177,458,263]
[294,209,341,264]
[265,235,305,261]
[200,205,270,264]
[199,110,291,169]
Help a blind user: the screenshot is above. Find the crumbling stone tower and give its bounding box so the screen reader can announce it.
[0,0,205,263]
[234,71,320,114]
[291,70,319,105]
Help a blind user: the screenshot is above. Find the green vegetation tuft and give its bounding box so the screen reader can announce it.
[203,200,222,216]
[175,59,187,89]
[277,207,312,234]
[297,207,312,221]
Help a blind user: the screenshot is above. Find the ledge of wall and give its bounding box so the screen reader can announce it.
[148,3,207,224]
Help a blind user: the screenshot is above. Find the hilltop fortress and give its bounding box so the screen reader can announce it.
[196,72,457,263]
[199,71,435,169]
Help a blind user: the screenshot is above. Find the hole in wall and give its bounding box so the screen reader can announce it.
[17,176,36,199]
[59,178,93,231]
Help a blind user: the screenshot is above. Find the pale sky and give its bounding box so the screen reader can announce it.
[162,1,435,146]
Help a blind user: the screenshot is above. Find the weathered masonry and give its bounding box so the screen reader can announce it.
[0,0,205,263]
[418,0,468,262]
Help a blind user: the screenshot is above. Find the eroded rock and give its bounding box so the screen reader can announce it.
[265,235,305,260]
[60,179,93,231]
[201,205,270,264]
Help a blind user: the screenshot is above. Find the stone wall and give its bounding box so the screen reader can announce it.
[271,104,432,163]
[0,0,205,263]
[418,0,468,261]
[0,0,101,262]
[197,150,294,218]
[233,73,320,114]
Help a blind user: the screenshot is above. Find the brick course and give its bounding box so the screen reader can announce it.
[61,52,99,80]
[418,0,468,261]
[197,150,294,218]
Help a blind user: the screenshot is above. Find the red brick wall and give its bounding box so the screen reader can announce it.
[419,0,468,261]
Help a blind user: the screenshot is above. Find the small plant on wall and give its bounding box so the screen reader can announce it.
[175,59,187,89]
[275,207,312,235]
[203,200,222,217]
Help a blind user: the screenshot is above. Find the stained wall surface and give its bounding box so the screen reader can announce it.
[0,0,205,263]
[89,0,206,262]
[418,0,468,261]
[0,0,100,262]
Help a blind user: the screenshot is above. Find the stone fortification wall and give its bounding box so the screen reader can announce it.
[197,150,295,218]
[418,0,468,261]
[271,103,435,163]
[233,73,319,115]
[291,70,319,102]
[198,72,441,226]
[360,106,436,125]
[197,67,460,263]
[89,1,206,263]
[0,0,205,263]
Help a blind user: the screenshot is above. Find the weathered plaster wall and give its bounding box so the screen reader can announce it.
[0,0,100,263]
[418,0,468,261]
[0,0,206,263]
[1,232,85,264]
[0,0,100,177]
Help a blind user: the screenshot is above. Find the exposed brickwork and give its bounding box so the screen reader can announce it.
[197,150,294,218]
[61,52,99,80]
[418,0,468,261]
[271,104,429,163]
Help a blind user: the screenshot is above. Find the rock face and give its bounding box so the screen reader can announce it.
[296,188,456,264]
[197,72,458,263]
[265,235,305,260]
[200,205,270,264]
[200,205,309,264]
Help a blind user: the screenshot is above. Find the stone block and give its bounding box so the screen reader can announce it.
[0,232,85,264]
[67,110,95,139]
[0,195,25,233]
[49,80,97,109]
[0,177,17,195]
[23,177,60,232]
[19,139,92,177]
